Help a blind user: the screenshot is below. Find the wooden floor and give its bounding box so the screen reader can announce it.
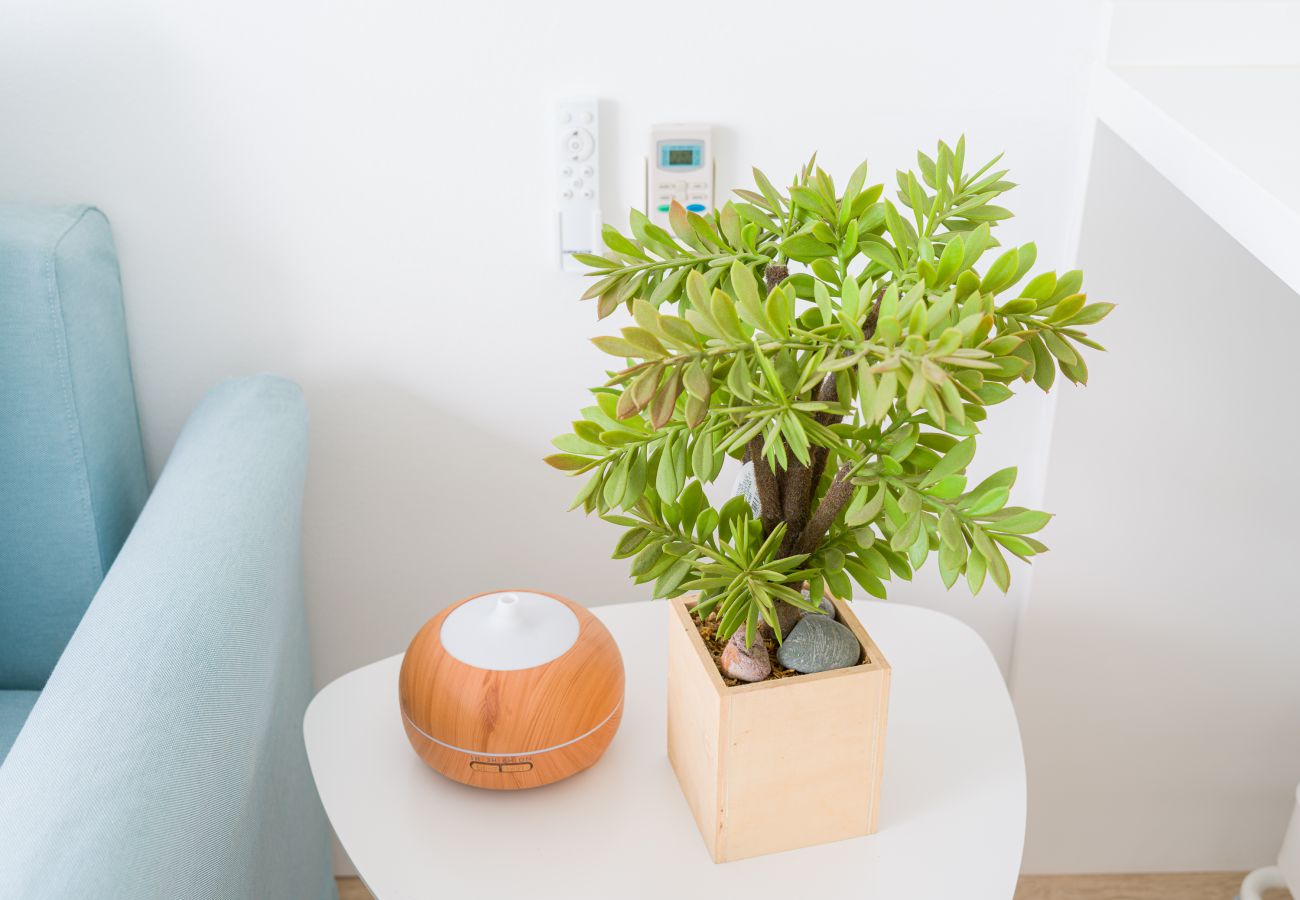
[1014,872,1289,899]
[337,879,371,900]
[339,873,1290,898]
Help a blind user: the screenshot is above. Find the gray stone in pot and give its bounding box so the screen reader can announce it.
[776,615,861,674]
[720,631,771,682]
[801,593,836,620]
[760,590,835,642]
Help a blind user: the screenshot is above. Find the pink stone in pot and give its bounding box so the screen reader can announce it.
[719,631,772,683]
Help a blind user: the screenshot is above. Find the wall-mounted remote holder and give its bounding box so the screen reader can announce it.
[648,124,715,228]
[557,98,601,272]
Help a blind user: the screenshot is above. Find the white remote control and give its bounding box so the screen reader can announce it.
[557,98,601,272]
[648,124,715,228]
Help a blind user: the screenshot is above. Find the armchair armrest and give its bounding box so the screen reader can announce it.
[0,375,334,900]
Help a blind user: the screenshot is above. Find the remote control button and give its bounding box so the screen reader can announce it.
[582,189,594,199]
[579,111,592,124]
[657,204,671,212]
[686,203,706,212]
[582,166,594,177]
[561,166,573,177]
[562,190,573,200]
[572,178,584,189]
[563,128,595,161]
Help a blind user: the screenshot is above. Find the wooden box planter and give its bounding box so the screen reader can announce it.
[666,594,891,862]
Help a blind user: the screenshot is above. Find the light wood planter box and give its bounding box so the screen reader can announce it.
[666,594,891,862]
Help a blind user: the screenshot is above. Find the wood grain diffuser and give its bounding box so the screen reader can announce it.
[398,589,624,789]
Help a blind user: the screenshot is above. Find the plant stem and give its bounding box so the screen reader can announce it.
[780,287,887,557]
[763,263,789,294]
[748,436,783,534]
[796,464,855,554]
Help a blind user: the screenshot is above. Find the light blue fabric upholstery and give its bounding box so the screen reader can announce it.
[0,376,335,899]
[0,205,149,689]
[0,207,334,898]
[0,691,40,763]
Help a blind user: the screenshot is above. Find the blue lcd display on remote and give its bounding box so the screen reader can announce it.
[659,142,703,169]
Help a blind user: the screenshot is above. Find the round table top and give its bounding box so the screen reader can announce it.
[304,600,1025,900]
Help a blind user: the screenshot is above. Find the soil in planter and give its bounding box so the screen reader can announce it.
[695,608,869,686]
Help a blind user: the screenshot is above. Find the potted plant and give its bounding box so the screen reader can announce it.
[547,139,1113,861]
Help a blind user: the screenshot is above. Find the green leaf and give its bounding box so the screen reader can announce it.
[730,260,774,334]
[683,360,711,401]
[938,509,964,550]
[1021,271,1057,300]
[629,540,664,576]
[962,205,1013,222]
[621,326,667,358]
[970,527,1009,591]
[1047,293,1086,324]
[1065,302,1116,325]
[966,548,987,595]
[552,433,604,455]
[935,236,963,285]
[987,509,1053,534]
[650,369,683,428]
[574,252,621,270]
[780,233,837,262]
[846,485,885,527]
[613,527,650,558]
[752,167,785,213]
[1030,334,1055,391]
[544,453,594,471]
[591,336,640,358]
[920,436,976,487]
[1042,329,1078,366]
[980,248,1019,294]
[710,289,746,340]
[602,224,651,261]
[860,240,902,274]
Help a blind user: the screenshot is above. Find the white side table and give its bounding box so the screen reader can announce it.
[304,601,1025,899]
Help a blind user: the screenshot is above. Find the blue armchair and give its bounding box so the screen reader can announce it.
[0,206,334,899]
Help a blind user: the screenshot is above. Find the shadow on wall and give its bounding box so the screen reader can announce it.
[301,378,638,686]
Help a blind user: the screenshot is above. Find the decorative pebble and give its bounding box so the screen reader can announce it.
[776,615,861,674]
[760,591,835,642]
[802,594,836,620]
[720,631,772,682]
[732,460,763,517]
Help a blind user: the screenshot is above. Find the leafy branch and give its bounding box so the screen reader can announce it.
[548,138,1115,644]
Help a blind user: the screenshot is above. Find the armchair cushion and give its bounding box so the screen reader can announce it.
[0,205,148,689]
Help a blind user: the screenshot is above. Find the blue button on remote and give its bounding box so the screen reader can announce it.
[686,203,706,212]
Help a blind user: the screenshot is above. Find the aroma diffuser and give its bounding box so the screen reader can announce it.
[398,589,624,789]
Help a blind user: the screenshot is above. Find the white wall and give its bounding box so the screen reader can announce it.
[1012,124,1300,872]
[0,0,1103,687]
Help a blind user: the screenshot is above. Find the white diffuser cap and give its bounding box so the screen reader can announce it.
[439,591,580,671]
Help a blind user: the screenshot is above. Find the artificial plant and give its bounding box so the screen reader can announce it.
[547,139,1113,649]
